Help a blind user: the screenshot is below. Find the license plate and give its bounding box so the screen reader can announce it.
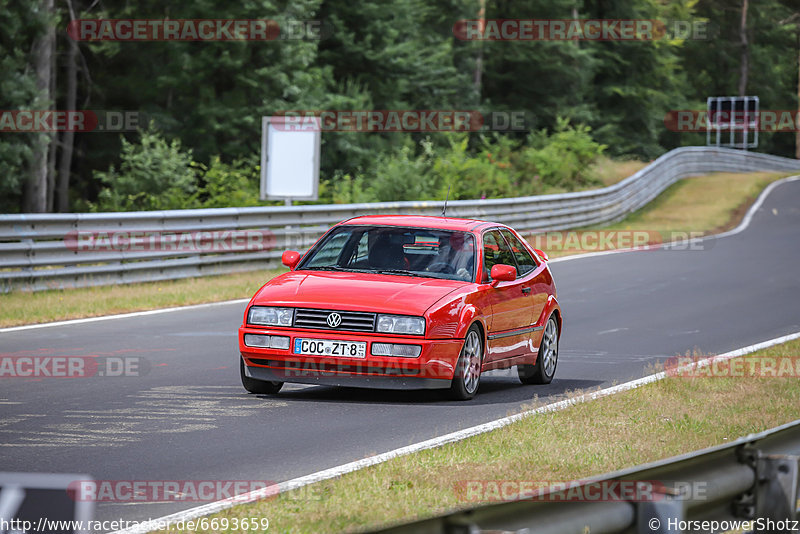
[294,338,367,358]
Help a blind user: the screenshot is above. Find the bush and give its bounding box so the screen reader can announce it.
[192,156,261,208]
[331,118,606,203]
[91,127,268,211]
[328,138,440,204]
[330,171,377,204]
[519,117,606,190]
[91,119,606,211]
[431,135,513,200]
[367,139,439,202]
[91,125,196,212]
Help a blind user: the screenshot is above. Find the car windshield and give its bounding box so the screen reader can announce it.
[298,225,476,282]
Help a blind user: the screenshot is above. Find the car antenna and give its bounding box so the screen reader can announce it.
[441,185,451,217]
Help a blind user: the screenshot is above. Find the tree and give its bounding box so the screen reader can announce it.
[0,0,43,213]
[738,0,749,96]
[681,0,797,157]
[18,0,56,212]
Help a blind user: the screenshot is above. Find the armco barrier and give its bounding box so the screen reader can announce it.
[1,146,798,292]
[371,419,800,534]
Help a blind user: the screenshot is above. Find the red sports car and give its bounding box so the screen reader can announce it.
[238,215,561,400]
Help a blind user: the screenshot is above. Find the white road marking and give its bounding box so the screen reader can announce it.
[597,327,628,335]
[110,330,800,534]
[549,175,800,264]
[0,299,250,333]
[670,329,700,336]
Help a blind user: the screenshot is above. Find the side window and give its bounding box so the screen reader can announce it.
[500,230,537,276]
[482,230,517,281]
[304,231,352,267]
[353,232,370,263]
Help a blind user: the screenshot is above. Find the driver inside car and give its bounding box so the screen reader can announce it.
[431,233,474,281]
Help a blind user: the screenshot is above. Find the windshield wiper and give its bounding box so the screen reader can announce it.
[303,266,432,278]
[302,265,361,272]
[373,269,429,278]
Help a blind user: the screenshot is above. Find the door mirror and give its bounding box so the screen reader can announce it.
[490,264,517,285]
[534,248,549,262]
[282,250,301,269]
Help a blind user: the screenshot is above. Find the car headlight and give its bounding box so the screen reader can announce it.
[247,306,294,327]
[376,314,426,335]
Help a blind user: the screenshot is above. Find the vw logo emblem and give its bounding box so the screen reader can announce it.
[326,312,342,328]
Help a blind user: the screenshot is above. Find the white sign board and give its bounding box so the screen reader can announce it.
[260,116,320,201]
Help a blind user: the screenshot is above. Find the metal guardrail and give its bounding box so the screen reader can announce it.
[371,419,800,534]
[1,146,798,292]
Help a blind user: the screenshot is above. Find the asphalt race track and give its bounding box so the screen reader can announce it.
[2,178,799,527]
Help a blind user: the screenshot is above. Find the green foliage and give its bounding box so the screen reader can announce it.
[366,140,439,202]
[432,121,605,200]
[521,118,606,190]
[317,0,472,109]
[443,121,605,199]
[6,0,800,212]
[90,127,273,211]
[192,157,261,208]
[91,126,197,211]
[330,173,375,204]
[480,0,599,128]
[329,120,605,204]
[0,0,51,213]
[581,0,692,158]
[679,0,799,156]
[430,135,513,200]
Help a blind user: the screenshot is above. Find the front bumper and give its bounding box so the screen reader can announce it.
[239,326,463,390]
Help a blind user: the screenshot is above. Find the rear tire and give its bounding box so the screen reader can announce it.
[518,316,558,385]
[449,325,483,400]
[240,357,284,394]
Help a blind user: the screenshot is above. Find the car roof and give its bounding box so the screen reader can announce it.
[339,215,496,232]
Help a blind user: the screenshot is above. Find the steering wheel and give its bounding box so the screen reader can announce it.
[426,262,457,274]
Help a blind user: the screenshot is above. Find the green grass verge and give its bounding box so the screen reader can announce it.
[589,156,648,187]
[160,338,800,533]
[0,269,285,328]
[539,170,793,258]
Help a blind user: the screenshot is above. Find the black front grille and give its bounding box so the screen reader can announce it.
[293,308,377,332]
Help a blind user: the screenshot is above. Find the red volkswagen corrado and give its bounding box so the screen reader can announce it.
[239,215,561,400]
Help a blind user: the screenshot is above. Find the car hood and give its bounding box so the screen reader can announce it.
[251,270,466,316]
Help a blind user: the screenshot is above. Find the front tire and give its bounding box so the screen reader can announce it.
[240,357,284,394]
[450,326,483,400]
[518,316,558,385]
